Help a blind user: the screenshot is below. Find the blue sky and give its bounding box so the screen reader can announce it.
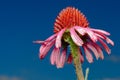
[0,0,120,80]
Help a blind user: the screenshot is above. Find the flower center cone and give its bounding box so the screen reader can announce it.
[54,7,89,33]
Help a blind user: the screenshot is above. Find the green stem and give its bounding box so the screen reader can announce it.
[63,32,84,80]
[69,40,84,80]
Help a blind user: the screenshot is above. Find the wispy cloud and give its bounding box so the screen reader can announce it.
[0,75,23,80]
[96,77,120,80]
[105,55,120,63]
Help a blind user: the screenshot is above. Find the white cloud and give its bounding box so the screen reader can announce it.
[97,77,120,80]
[106,55,120,63]
[0,75,23,80]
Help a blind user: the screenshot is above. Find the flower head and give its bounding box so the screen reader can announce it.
[34,7,114,68]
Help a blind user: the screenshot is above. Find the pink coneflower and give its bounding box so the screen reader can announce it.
[34,7,114,68]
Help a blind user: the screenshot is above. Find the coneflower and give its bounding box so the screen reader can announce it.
[34,7,114,80]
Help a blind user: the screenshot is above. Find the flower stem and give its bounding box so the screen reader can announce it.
[63,32,84,80]
[70,41,84,80]
[73,54,84,80]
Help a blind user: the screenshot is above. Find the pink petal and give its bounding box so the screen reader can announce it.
[98,38,111,54]
[90,28,110,35]
[70,28,83,46]
[39,39,55,59]
[74,26,86,35]
[92,42,104,60]
[86,28,97,42]
[106,37,114,46]
[94,31,114,46]
[79,49,84,63]
[94,33,105,39]
[97,47,104,60]
[50,48,60,65]
[45,34,57,41]
[55,49,61,68]
[33,41,45,44]
[55,28,66,48]
[87,42,99,60]
[67,54,73,64]
[39,45,46,59]
[83,46,93,63]
[60,49,67,65]
[34,34,57,45]
[57,48,67,68]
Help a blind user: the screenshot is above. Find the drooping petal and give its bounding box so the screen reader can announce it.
[94,31,114,46]
[33,41,45,44]
[85,28,97,42]
[50,48,60,65]
[92,42,104,60]
[60,48,67,66]
[97,46,104,60]
[55,48,61,68]
[98,38,111,54]
[79,49,84,63]
[70,27,83,46]
[94,33,105,39]
[39,39,55,59]
[83,46,93,63]
[106,37,114,46]
[90,28,110,35]
[34,34,57,45]
[74,26,86,35]
[86,42,99,60]
[39,44,45,55]
[55,28,66,48]
[45,34,57,41]
[56,48,67,68]
[67,53,73,64]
